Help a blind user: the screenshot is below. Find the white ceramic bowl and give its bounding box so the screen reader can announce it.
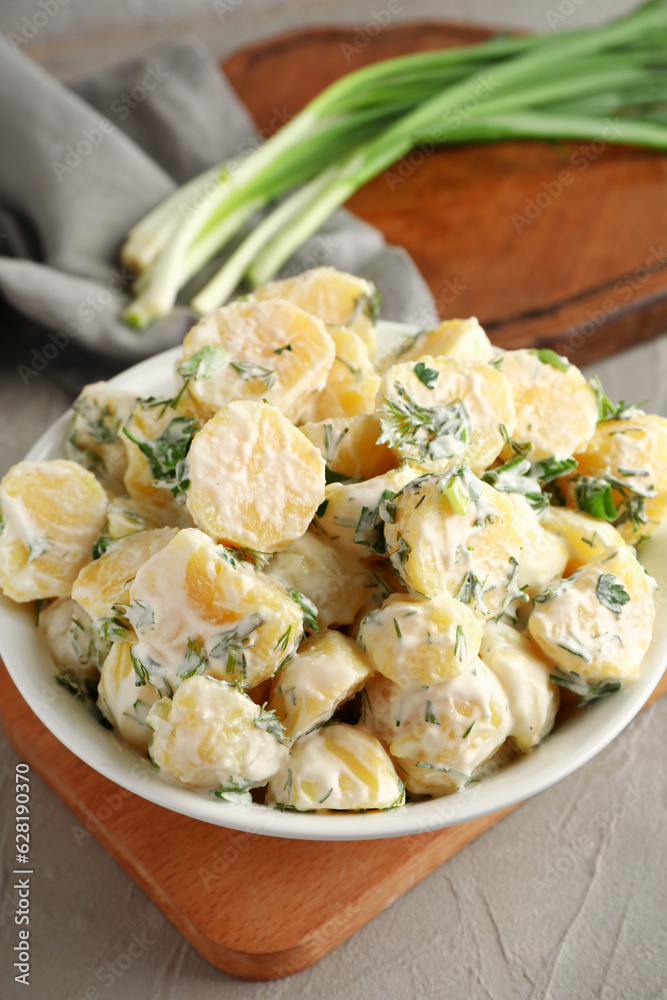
[1,323,666,841]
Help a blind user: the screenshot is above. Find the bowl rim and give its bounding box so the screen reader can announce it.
[1,325,665,841]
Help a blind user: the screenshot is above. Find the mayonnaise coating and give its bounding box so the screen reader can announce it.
[38,598,109,678]
[497,349,598,462]
[187,400,325,552]
[383,466,539,616]
[72,526,178,623]
[147,674,289,789]
[182,299,335,422]
[480,620,559,750]
[127,528,304,694]
[363,660,512,795]
[529,545,656,683]
[0,460,108,602]
[266,723,404,811]
[376,356,515,474]
[264,532,379,629]
[357,593,482,688]
[269,630,374,741]
[98,641,159,752]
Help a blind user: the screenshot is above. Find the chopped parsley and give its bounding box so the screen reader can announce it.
[574,477,618,521]
[123,416,197,502]
[595,573,630,616]
[413,361,439,389]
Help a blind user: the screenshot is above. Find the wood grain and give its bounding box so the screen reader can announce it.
[1,659,666,980]
[222,24,667,365]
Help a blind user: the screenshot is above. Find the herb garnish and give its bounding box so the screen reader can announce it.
[124,416,197,502]
[589,374,645,422]
[549,667,622,708]
[529,348,570,372]
[595,573,631,615]
[378,383,470,462]
[230,360,275,389]
[413,361,439,389]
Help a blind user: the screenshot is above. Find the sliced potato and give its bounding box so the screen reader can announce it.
[182,299,335,422]
[38,597,109,678]
[528,544,656,683]
[187,400,325,552]
[380,317,493,370]
[541,506,627,577]
[363,659,511,795]
[122,392,203,528]
[98,641,159,752]
[264,532,379,629]
[377,356,515,474]
[66,381,137,495]
[299,414,396,480]
[0,460,108,602]
[265,723,404,811]
[497,349,598,462]
[72,526,179,623]
[314,464,418,555]
[299,326,380,422]
[504,493,568,602]
[383,467,537,616]
[349,558,408,635]
[127,528,303,693]
[357,593,482,688]
[480,619,559,750]
[248,266,380,357]
[268,630,374,741]
[105,496,157,536]
[568,413,667,545]
[147,674,289,789]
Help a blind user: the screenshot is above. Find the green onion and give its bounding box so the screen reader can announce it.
[122,1,667,326]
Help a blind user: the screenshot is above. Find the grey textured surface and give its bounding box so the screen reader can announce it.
[1,2,667,997]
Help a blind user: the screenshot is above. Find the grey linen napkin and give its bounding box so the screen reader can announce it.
[0,34,438,389]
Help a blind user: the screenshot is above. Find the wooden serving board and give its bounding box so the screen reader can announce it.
[1,658,666,981]
[223,23,667,365]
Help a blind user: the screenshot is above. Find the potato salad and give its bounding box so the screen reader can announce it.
[1,267,664,813]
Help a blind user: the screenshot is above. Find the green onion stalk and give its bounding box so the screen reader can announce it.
[122,0,667,326]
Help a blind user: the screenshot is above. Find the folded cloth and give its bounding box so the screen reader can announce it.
[0,34,438,388]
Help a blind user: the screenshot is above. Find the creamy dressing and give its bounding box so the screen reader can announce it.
[266,723,402,810]
[528,546,656,681]
[269,631,372,741]
[364,659,512,793]
[129,528,303,694]
[184,299,335,421]
[480,620,558,749]
[147,675,289,788]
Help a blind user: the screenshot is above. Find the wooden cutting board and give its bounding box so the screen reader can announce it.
[223,23,667,365]
[1,659,666,980]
